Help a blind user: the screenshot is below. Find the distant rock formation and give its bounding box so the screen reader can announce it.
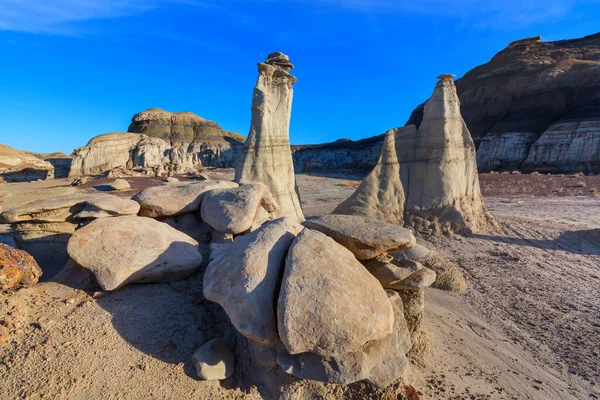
[293,33,600,174]
[0,144,54,182]
[70,109,245,176]
[129,108,245,169]
[235,52,305,221]
[70,132,168,176]
[409,33,600,173]
[398,75,494,234]
[292,135,384,173]
[333,129,405,225]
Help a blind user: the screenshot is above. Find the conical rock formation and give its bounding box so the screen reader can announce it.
[397,74,495,234]
[333,129,405,225]
[235,52,304,222]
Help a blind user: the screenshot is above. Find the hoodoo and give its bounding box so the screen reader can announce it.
[235,52,305,222]
[333,129,405,225]
[398,74,494,234]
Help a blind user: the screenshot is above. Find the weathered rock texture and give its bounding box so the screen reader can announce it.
[128,108,245,169]
[0,243,42,291]
[67,216,203,291]
[70,132,169,176]
[398,75,494,234]
[235,52,304,222]
[0,144,54,182]
[278,228,394,357]
[333,129,405,225]
[203,218,303,344]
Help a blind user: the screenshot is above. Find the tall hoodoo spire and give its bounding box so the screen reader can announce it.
[333,129,405,225]
[235,52,304,222]
[398,74,495,234]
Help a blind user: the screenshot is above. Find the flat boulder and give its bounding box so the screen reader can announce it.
[67,215,202,290]
[277,290,411,387]
[303,214,416,260]
[133,180,238,218]
[0,243,43,291]
[0,193,114,223]
[73,196,140,220]
[200,183,268,234]
[278,228,394,357]
[204,218,303,344]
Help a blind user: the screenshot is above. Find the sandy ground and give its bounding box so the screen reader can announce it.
[1,171,599,399]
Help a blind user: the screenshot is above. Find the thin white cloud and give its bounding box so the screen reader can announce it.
[0,0,594,35]
[0,0,164,33]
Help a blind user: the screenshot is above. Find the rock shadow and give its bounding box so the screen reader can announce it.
[470,228,600,255]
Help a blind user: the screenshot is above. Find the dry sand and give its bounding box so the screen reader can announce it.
[1,171,599,399]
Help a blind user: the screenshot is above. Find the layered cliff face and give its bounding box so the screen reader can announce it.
[0,144,55,182]
[408,33,600,173]
[128,108,245,169]
[292,136,384,173]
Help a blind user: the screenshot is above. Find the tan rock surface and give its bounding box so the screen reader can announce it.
[110,179,131,191]
[333,129,405,225]
[277,290,411,387]
[277,228,394,357]
[302,214,415,260]
[235,52,304,221]
[203,218,303,344]
[70,132,169,176]
[192,338,235,381]
[200,183,268,234]
[67,216,203,291]
[133,180,238,218]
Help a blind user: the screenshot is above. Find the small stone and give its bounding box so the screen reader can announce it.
[192,338,235,380]
[110,179,130,191]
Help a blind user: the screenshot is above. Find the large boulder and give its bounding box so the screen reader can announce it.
[0,144,54,182]
[200,183,273,234]
[72,196,140,220]
[235,52,305,222]
[67,216,203,290]
[0,243,42,291]
[203,218,303,344]
[365,256,436,291]
[276,290,411,387]
[302,214,415,260]
[333,129,405,225]
[277,228,394,357]
[133,180,238,218]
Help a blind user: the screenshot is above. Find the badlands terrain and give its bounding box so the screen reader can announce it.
[0,170,599,399]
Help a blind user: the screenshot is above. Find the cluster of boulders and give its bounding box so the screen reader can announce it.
[202,213,436,387]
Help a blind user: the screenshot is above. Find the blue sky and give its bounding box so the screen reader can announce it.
[0,0,599,154]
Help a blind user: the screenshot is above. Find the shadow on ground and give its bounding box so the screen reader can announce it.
[471,228,600,256]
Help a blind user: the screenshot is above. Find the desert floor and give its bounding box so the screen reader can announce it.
[0,170,599,400]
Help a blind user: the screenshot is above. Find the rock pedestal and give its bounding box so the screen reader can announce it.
[235,52,304,222]
[398,74,495,234]
[333,129,405,225]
